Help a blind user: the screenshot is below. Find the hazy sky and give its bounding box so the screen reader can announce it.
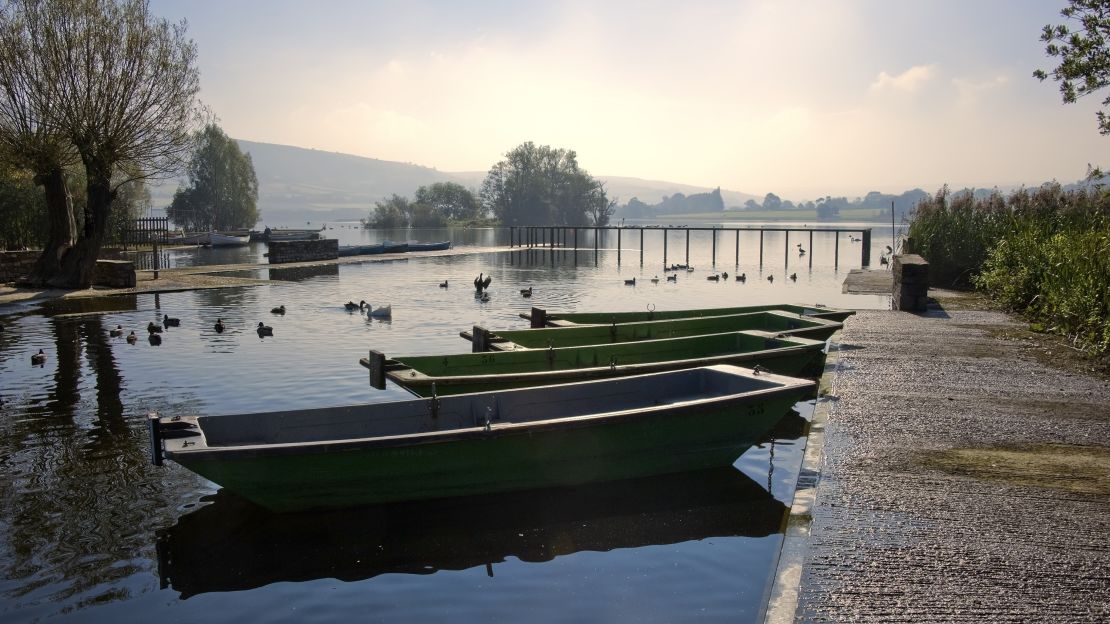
[151,0,1106,199]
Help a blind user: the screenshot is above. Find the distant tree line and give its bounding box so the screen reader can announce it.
[363,182,482,228]
[364,142,616,228]
[619,188,724,218]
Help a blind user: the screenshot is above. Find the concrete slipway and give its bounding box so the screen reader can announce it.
[767,290,1109,623]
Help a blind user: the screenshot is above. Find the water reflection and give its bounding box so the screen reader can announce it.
[156,467,785,599]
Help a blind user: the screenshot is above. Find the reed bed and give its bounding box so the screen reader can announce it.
[909,184,1110,359]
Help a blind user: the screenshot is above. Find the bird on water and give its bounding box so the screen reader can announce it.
[368,304,392,319]
[344,300,365,311]
[520,286,533,298]
[147,322,163,334]
[148,333,162,346]
[474,273,492,292]
[790,273,797,281]
[271,305,286,315]
[736,273,746,282]
[624,277,636,286]
[126,331,138,344]
[666,274,677,282]
[257,322,274,336]
[214,318,225,333]
[163,314,181,327]
[31,349,46,366]
[439,280,448,288]
[110,325,124,337]
[767,275,774,283]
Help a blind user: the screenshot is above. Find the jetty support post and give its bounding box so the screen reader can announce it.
[368,350,387,390]
[148,414,162,466]
[785,230,790,268]
[594,228,599,265]
[530,307,547,329]
[834,232,840,270]
[809,230,814,268]
[711,229,716,267]
[862,229,872,266]
[735,230,739,266]
[472,325,491,353]
[640,229,644,266]
[617,228,622,266]
[759,231,764,267]
[685,230,690,265]
[663,229,668,267]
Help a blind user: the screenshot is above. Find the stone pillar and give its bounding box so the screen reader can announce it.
[892,254,929,312]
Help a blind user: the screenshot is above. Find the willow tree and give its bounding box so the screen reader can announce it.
[479,142,613,226]
[0,0,200,287]
[167,124,260,232]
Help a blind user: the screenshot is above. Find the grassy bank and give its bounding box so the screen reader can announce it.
[908,185,1109,359]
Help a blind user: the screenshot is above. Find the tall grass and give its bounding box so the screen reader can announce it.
[909,184,1110,359]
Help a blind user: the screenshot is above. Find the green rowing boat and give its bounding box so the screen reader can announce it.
[151,365,815,511]
[463,310,842,351]
[520,303,856,327]
[362,330,825,396]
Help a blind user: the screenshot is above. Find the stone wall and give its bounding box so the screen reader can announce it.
[93,259,136,288]
[267,239,338,264]
[892,254,929,312]
[0,251,136,287]
[0,250,39,284]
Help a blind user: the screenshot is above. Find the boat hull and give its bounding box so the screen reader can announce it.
[524,303,855,324]
[370,330,825,396]
[472,310,841,349]
[158,366,814,511]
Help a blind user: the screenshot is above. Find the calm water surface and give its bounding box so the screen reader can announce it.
[0,224,890,622]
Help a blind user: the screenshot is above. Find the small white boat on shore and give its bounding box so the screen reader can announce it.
[208,232,250,247]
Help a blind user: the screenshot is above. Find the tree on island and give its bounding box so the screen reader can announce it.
[1035,0,1110,135]
[167,124,260,232]
[480,142,614,226]
[0,0,201,287]
[414,182,482,222]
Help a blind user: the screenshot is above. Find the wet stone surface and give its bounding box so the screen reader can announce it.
[797,296,1110,623]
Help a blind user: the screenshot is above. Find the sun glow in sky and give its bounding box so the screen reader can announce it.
[151,0,1106,199]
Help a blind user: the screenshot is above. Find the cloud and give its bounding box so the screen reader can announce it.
[952,74,1009,102]
[869,64,938,94]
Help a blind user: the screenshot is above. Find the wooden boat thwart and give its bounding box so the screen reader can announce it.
[463,310,842,351]
[150,365,814,512]
[362,330,825,396]
[521,303,856,326]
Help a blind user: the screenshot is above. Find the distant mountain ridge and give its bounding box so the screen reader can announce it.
[151,139,759,226]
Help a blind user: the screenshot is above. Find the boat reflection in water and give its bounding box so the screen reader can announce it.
[156,467,786,599]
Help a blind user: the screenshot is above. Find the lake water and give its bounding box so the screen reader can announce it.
[0,223,891,622]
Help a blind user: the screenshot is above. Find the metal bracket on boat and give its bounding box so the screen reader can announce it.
[752,364,769,376]
[646,302,655,320]
[428,383,440,419]
[610,322,617,339]
[609,355,617,371]
[546,344,556,365]
[484,406,493,432]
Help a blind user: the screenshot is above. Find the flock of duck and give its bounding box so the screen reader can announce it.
[21,298,398,366]
[626,266,800,287]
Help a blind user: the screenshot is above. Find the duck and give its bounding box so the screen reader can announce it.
[148,333,162,346]
[126,331,138,344]
[706,274,720,282]
[721,272,728,279]
[163,314,180,327]
[147,322,163,334]
[271,305,286,315]
[256,322,273,336]
[736,273,746,282]
[343,300,365,311]
[767,275,774,283]
[214,318,225,333]
[439,280,448,288]
[109,325,124,337]
[798,248,806,256]
[666,274,677,282]
[520,286,533,298]
[31,349,46,365]
[650,276,660,283]
[368,304,392,319]
[685,266,695,273]
[624,277,636,286]
[790,273,798,281]
[474,273,492,292]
